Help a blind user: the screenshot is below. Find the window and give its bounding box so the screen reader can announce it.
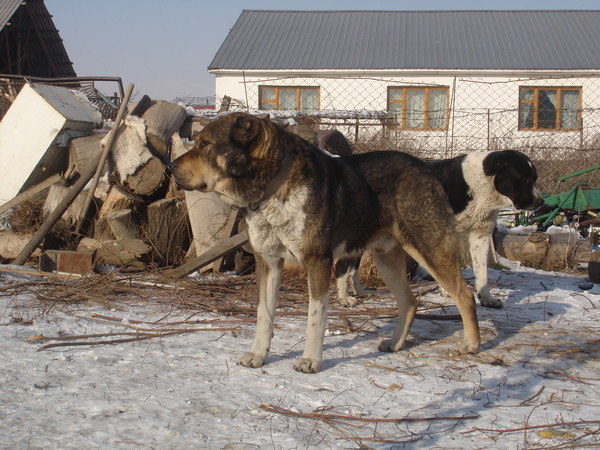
[519,87,581,131]
[259,86,319,112]
[387,87,449,130]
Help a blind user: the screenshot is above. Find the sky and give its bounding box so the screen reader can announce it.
[46,0,599,102]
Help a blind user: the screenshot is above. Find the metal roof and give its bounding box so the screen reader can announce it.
[0,0,21,31]
[0,0,76,77]
[209,10,600,71]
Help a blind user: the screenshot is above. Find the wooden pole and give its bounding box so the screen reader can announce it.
[74,83,135,233]
[13,84,134,265]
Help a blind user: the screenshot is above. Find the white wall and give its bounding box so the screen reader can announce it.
[211,70,600,153]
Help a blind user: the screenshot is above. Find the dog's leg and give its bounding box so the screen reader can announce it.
[423,254,480,355]
[372,246,417,352]
[469,231,502,309]
[349,259,368,297]
[335,257,357,307]
[294,257,331,373]
[238,253,283,368]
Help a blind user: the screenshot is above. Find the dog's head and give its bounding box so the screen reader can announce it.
[483,150,544,210]
[170,113,282,206]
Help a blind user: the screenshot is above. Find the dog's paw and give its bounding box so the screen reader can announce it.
[378,339,401,353]
[293,357,321,373]
[455,339,479,355]
[238,351,266,368]
[479,294,503,309]
[338,295,358,307]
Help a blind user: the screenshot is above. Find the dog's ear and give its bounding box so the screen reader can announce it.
[230,114,261,149]
[483,152,509,176]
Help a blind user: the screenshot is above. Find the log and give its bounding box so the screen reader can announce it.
[493,230,592,270]
[106,209,138,240]
[93,185,139,241]
[78,237,150,268]
[169,231,249,278]
[141,100,187,158]
[146,198,191,267]
[0,231,42,259]
[108,115,168,198]
[44,184,91,224]
[179,116,211,140]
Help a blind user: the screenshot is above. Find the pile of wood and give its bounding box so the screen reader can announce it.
[0,88,224,274]
[0,88,360,276]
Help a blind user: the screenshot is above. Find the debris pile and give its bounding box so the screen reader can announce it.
[0,82,232,276]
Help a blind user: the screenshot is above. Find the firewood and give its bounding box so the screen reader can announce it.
[108,115,168,199]
[77,237,150,268]
[106,209,139,240]
[494,230,592,270]
[0,231,42,259]
[140,100,187,158]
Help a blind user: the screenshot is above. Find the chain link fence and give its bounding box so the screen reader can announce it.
[219,74,600,193]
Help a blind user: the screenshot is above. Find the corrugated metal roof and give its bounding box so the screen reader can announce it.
[0,0,75,77]
[209,10,600,71]
[0,0,23,31]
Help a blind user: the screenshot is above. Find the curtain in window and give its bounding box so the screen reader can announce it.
[560,90,580,129]
[259,88,276,110]
[406,90,425,128]
[428,90,447,129]
[300,88,318,112]
[520,89,534,128]
[279,90,297,110]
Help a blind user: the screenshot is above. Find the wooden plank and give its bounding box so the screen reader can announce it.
[169,231,249,278]
[212,208,240,273]
[0,173,61,214]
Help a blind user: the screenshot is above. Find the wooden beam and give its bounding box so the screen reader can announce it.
[169,231,249,278]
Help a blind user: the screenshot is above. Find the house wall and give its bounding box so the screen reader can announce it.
[212,70,600,157]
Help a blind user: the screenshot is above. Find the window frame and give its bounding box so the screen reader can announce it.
[518,86,582,131]
[258,86,320,112]
[387,86,450,131]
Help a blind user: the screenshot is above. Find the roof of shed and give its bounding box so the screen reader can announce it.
[0,0,76,77]
[0,0,20,30]
[209,10,600,71]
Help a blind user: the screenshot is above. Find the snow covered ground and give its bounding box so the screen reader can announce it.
[1,257,599,449]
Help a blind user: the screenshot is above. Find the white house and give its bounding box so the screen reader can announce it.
[208,10,600,157]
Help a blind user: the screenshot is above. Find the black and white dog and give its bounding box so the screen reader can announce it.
[337,150,544,309]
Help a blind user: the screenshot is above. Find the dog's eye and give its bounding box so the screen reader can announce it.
[196,139,209,149]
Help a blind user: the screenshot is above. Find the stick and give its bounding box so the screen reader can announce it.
[260,404,479,424]
[169,231,249,278]
[74,83,135,233]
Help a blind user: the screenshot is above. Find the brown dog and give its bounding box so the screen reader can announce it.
[170,113,479,373]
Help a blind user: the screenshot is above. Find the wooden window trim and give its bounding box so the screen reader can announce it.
[259,86,320,111]
[518,86,582,131]
[387,86,450,131]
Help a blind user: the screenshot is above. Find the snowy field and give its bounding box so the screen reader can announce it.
[1,257,599,449]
